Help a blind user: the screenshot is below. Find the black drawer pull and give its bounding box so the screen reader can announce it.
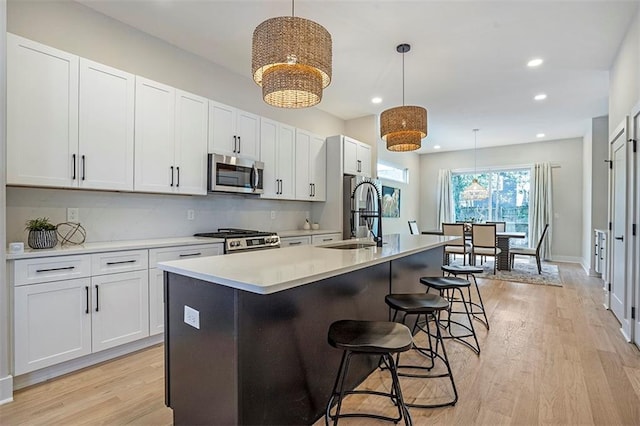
[323,238,332,242]
[288,241,303,246]
[179,252,202,258]
[95,285,99,312]
[36,266,75,273]
[106,260,137,265]
[85,286,89,314]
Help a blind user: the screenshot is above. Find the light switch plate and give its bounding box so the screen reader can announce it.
[184,305,200,329]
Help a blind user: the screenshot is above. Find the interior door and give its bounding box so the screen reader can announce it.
[610,119,631,340]
[633,107,640,348]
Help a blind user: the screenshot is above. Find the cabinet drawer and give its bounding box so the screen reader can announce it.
[14,255,91,286]
[149,243,222,267]
[312,233,343,245]
[91,250,148,276]
[280,236,312,247]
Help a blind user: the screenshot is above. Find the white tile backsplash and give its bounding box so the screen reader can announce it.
[6,187,314,244]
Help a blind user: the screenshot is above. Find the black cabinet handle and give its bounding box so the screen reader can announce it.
[81,155,86,181]
[176,166,180,188]
[170,166,174,187]
[279,179,282,194]
[323,238,332,242]
[85,286,89,314]
[237,136,241,154]
[72,154,76,180]
[615,235,624,241]
[179,252,202,258]
[288,241,303,246]
[233,136,237,153]
[357,160,361,173]
[36,266,75,273]
[309,183,313,197]
[106,259,136,265]
[95,285,99,312]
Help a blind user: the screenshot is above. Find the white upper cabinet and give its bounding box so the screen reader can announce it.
[209,100,260,160]
[135,77,208,195]
[343,136,371,177]
[7,33,79,188]
[295,129,326,201]
[260,118,296,200]
[79,59,135,191]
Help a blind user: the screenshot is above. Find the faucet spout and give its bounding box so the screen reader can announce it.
[351,180,383,247]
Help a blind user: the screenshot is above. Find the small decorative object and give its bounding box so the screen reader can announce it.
[56,222,87,246]
[303,219,311,230]
[25,217,58,249]
[382,186,401,218]
[312,223,320,230]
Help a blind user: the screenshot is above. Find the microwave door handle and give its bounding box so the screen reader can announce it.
[252,164,259,192]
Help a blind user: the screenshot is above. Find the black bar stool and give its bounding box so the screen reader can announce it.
[385,293,458,408]
[441,264,490,330]
[419,276,481,355]
[325,320,413,426]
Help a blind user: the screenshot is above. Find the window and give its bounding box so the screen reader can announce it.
[377,162,409,183]
[452,168,530,245]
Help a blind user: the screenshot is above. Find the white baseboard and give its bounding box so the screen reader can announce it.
[0,375,14,405]
[14,334,163,391]
[549,255,583,264]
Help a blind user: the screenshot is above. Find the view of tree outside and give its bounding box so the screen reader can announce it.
[452,168,531,245]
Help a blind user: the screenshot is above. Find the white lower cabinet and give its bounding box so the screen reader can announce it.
[14,278,92,375]
[91,270,149,352]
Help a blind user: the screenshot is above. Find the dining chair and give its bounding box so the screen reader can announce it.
[442,223,471,265]
[408,220,420,235]
[509,224,549,274]
[486,221,506,232]
[471,224,501,274]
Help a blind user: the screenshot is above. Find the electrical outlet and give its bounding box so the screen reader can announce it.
[270,211,276,220]
[67,208,79,222]
[187,209,195,221]
[184,305,200,329]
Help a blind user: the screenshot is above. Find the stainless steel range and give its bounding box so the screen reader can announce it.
[194,228,280,254]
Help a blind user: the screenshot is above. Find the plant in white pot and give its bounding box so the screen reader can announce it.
[25,217,58,249]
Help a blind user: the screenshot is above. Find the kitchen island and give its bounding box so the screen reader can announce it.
[158,233,453,425]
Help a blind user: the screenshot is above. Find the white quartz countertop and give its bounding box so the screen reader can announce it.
[6,236,224,260]
[158,234,455,295]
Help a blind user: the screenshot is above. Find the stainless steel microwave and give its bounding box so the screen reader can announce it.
[208,154,264,194]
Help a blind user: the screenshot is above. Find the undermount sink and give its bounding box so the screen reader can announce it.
[320,242,378,250]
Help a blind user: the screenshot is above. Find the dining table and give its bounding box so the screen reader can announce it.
[421,229,526,271]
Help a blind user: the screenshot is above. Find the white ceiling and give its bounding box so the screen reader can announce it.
[76,0,638,153]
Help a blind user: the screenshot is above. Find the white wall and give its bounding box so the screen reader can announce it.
[419,138,584,261]
[5,0,349,242]
[582,128,593,270]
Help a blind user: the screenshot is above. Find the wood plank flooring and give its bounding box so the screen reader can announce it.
[1,263,639,425]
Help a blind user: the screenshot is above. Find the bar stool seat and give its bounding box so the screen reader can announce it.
[385,293,458,408]
[326,320,413,425]
[441,265,490,330]
[419,276,481,355]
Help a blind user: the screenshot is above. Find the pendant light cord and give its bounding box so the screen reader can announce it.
[402,50,405,106]
[473,129,479,174]
[292,0,295,16]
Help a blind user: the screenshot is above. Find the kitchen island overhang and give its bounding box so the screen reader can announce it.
[159,234,454,425]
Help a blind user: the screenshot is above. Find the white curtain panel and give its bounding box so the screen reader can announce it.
[436,169,453,229]
[531,162,553,259]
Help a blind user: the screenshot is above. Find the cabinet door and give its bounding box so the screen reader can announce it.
[134,77,176,193]
[260,118,279,198]
[295,130,312,200]
[149,268,165,336]
[79,59,135,191]
[7,33,79,188]
[357,143,372,178]
[208,100,236,156]
[343,136,359,176]
[236,110,260,160]
[175,90,208,195]
[91,270,149,352]
[278,124,296,200]
[14,278,92,375]
[310,135,327,201]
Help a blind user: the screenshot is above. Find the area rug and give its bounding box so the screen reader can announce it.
[451,259,563,286]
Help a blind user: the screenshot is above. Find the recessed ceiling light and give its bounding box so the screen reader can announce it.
[433,145,441,149]
[527,58,544,67]
[371,97,382,104]
[534,93,547,101]
[536,133,545,138]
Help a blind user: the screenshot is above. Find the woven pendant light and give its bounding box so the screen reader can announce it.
[252,1,332,108]
[380,44,427,152]
[462,129,489,201]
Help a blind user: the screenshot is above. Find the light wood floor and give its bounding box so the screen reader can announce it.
[1,263,639,425]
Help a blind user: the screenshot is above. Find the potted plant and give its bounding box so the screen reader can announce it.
[25,217,58,249]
